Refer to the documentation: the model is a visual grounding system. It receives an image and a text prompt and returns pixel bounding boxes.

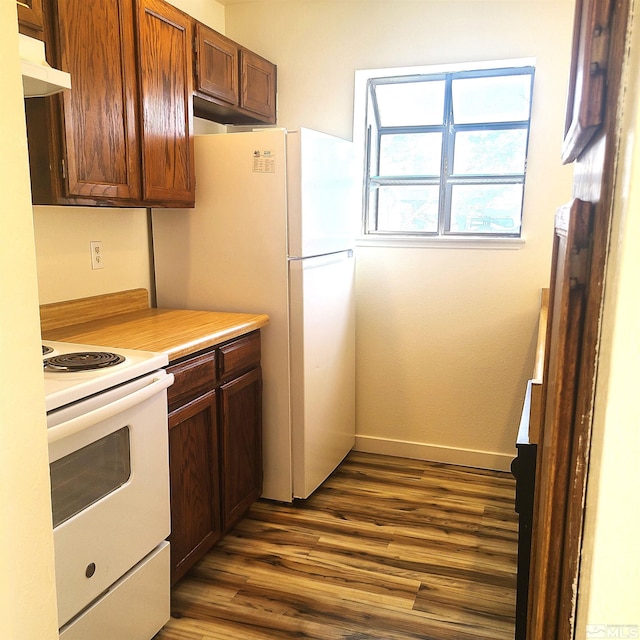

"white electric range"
[43,340,173,640]
[43,340,169,412]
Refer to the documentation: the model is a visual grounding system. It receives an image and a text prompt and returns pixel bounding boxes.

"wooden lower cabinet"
[166,332,262,584]
[220,367,263,530]
[168,389,221,585]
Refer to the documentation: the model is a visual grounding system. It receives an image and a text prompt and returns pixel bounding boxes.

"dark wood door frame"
[527,0,632,637]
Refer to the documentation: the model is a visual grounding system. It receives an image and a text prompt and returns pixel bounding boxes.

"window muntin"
[364,66,534,238]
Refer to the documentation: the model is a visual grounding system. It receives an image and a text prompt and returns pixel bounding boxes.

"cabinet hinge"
[61,158,66,180]
[590,26,610,74]
[569,245,590,288]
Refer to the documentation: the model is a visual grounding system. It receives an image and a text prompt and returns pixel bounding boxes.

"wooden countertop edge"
[41,307,270,363]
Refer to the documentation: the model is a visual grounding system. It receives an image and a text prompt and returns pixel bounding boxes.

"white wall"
[32,0,226,305]
[226,0,575,469]
[0,7,58,639]
[34,207,154,304]
[575,0,640,630]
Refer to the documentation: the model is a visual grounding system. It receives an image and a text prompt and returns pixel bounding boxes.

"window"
[362,64,535,238]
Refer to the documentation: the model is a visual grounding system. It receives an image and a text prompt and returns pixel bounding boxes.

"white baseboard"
[353,434,515,472]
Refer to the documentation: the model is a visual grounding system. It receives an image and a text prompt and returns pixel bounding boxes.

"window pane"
[376,185,439,232]
[452,74,532,124]
[379,133,442,176]
[449,184,523,234]
[374,80,445,126]
[454,129,528,175]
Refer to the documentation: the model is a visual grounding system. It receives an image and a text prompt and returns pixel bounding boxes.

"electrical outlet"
[90,241,104,270]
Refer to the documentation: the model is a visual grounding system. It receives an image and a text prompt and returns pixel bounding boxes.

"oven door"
[47,371,173,628]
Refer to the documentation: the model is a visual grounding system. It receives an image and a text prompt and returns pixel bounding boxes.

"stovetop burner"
[44,351,126,372]
[42,344,54,356]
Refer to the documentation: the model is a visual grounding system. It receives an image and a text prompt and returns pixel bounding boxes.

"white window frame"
[353,59,536,249]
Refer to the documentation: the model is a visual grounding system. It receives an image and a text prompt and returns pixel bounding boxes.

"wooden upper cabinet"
[25,0,194,207]
[136,0,195,206]
[26,0,141,204]
[57,0,141,202]
[17,0,44,38]
[240,49,276,123]
[195,23,239,106]
[194,23,277,125]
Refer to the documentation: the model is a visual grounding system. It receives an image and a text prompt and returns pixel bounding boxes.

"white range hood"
[20,33,71,97]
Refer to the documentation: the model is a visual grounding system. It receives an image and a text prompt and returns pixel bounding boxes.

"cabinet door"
[54,0,141,202]
[220,367,263,531]
[168,389,221,585]
[17,0,44,37]
[239,49,276,123]
[195,23,239,106]
[136,0,195,205]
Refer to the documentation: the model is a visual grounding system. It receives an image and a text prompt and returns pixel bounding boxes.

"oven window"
[50,427,131,528]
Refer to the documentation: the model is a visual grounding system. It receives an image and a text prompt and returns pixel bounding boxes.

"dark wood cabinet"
[195,24,239,106]
[239,49,277,123]
[17,0,44,38]
[219,331,263,528]
[166,331,263,584]
[194,23,276,125]
[168,388,221,585]
[24,1,273,204]
[25,0,194,207]
[136,0,195,205]
[26,0,141,205]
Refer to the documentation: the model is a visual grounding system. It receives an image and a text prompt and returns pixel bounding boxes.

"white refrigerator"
[152,128,358,502]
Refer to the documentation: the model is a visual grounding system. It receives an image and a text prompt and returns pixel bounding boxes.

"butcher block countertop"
[40,288,269,363]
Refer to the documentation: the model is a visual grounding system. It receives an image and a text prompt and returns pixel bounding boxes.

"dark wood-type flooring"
[154,451,518,640]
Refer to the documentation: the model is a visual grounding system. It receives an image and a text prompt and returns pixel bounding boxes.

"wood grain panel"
[528,199,593,640]
[136,0,194,204]
[169,390,221,584]
[56,0,141,200]
[17,0,44,36]
[196,23,239,105]
[239,49,276,123]
[154,452,517,640]
[40,288,150,332]
[218,331,261,382]
[40,289,269,362]
[220,367,262,530]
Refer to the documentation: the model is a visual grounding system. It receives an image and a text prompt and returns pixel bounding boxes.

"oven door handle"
[47,373,174,444]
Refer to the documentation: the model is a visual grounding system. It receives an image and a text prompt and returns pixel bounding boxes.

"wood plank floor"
[154,451,518,640]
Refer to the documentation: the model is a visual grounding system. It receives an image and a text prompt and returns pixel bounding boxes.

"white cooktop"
[43,341,168,412]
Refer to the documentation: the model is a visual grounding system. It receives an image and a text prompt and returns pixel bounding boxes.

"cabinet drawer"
[218,332,261,381]
[167,349,217,408]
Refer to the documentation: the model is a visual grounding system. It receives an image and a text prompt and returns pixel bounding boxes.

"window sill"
[355,235,526,250]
